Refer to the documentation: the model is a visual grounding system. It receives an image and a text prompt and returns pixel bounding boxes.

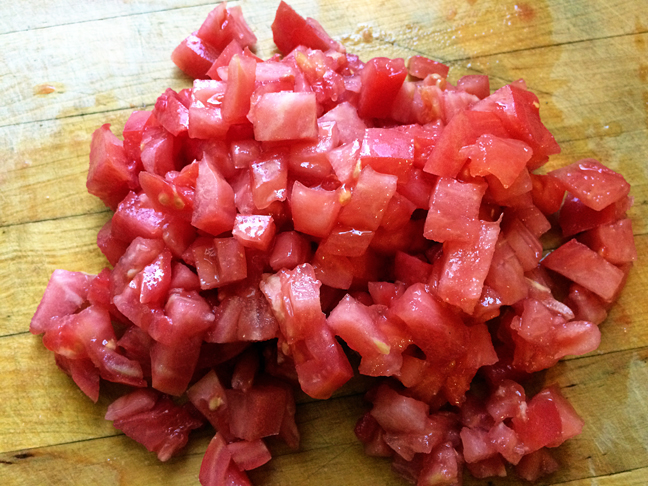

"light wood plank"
[2,347,646,485]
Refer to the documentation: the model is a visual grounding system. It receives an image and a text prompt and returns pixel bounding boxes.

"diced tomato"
[227,384,287,441]
[457,75,490,99]
[199,433,232,486]
[198,3,257,52]
[407,55,449,80]
[580,218,637,264]
[123,110,152,165]
[338,166,398,231]
[249,149,288,209]
[437,221,500,314]
[192,157,236,236]
[515,448,559,482]
[151,335,203,396]
[390,283,467,361]
[462,134,532,187]
[271,1,345,55]
[249,92,318,141]
[472,83,560,167]
[290,182,341,238]
[30,270,94,335]
[358,57,407,119]
[424,177,486,243]
[550,158,630,211]
[172,32,220,79]
[541,239,625,301]
[359,128,414,181]
[87,124,138,210]
[228,439,272,471]
[222,54,257,123]
[110,391,204,461]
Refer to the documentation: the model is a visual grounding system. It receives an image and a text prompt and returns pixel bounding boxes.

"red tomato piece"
[206,39,243,80]
[249,149,288,209]
[463,134,532,187]
[407,55,449,80]
[172,32,220,79]
[30,270,94,335]
[318,225,374,258]
[472,83,561,168]
[541,239,625,301]
[338,166,398,231]
[232,214,276,251]
[198,3,257,52]
[249,92,318,141]
[580,218,637,264]
[150,335,202,396]
[327,294,390,357]
[153,88,189,137]
[359,128,415,181]
[437,221,500,314]
[390,283,467,361]
[192,157,236,236]
[485,237,529,306]
[550,158,630,211]
[87,124,138,210]
[515,448,559,482]
[123,110,153,165]
[358,57,408,119]
[110,391,204,461]
[424,177,486,243]
[290,182,341,238]
[222,54,257,123]
[227,384,288,441]
[271,1,345,55]
[530,172,565,215]
[199,433,232,486]
[457,75,490,100]
[228,439,272,471]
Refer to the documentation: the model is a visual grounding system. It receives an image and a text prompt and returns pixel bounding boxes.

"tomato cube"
[171,32,219,79]
[290,182,341,238]
[550,158,630,211]
[192,158,236,236]
[87,124,138,210]
[249,92,318,141]
[541,239,625,301]
[338,166,398,231]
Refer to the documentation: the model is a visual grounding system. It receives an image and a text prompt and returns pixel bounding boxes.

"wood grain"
[1,1,647,485]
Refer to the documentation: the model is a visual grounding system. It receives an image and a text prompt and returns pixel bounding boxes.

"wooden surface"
[1,1,647,485]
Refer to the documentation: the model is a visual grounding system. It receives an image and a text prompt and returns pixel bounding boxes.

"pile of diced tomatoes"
[30,1,637,485]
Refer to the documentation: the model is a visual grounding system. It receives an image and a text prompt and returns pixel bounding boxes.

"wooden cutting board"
[1,1,647,484]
